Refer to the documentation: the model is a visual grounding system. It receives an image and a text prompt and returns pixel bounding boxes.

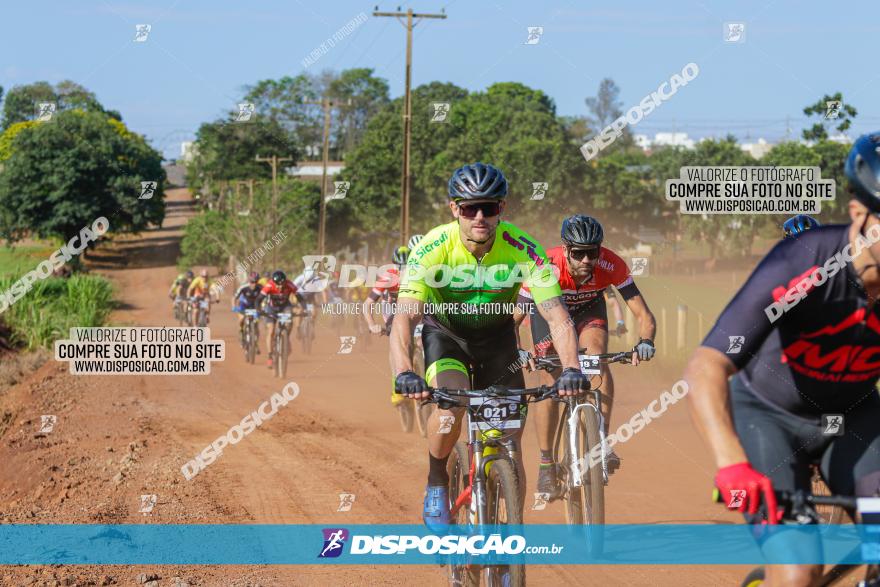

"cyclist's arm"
[535,296,579,370]
[389,297,424,376]
[362,291,381,330]
[605,289,624,325]
[622,293,656,342]
[684,347,747,467]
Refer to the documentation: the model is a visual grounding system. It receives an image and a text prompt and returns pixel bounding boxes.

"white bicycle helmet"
[408,234,424,250]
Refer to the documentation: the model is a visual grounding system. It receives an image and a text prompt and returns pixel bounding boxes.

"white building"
[741,138,774,159]
[180,141,197,163]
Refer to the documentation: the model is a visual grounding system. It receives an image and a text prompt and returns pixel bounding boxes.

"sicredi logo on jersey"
[764,224,880,323]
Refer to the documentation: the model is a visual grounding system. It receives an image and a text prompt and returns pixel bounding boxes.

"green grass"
[0,245,55,276]
[0,274,114,350]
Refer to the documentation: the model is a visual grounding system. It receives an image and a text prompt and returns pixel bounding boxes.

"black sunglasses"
[568,246,600,261]
[456,201,501,219]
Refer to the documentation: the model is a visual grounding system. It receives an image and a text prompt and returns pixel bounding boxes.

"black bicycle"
[241,308,259,364]
[405,384,555,587]
[713,489,880,586]
[531,350,635,554]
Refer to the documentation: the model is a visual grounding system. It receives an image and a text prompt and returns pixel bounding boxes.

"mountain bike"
[713,488,880,586]
[269,310,293,379]
[413,383,554,587]
[531,350,636,555]
[194,297,211,327]
[241,309,259,364]
[172,296,185,324]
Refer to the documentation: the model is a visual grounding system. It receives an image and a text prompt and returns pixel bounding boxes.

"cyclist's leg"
[420,323,471,526]
[576,301,611,434]
[529,309,559,462]
[821,398,880,497]
[730,375,822,587]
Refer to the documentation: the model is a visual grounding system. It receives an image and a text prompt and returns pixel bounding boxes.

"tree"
[584,78,632,151]
[185,117,299,192]
[327,68,390,156]
[802,92,857,141]
[0,110,165,245]
[1,81,120,129]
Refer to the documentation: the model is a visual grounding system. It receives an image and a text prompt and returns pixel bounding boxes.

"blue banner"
[0,524,878,565]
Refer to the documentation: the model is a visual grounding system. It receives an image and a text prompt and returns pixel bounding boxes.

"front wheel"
[301,316,314,354]
[484,458,525,587]
[560,401,605,555]
[446,442,479,587]
[277,328,289,378]
[246,320,257,364]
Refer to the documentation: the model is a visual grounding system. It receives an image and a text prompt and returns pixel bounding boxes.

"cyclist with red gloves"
[686,132,880,587]
[516,214,656,497]
[256,270,305,369]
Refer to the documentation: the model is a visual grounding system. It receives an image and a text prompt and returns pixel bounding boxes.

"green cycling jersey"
[398,220,560,335]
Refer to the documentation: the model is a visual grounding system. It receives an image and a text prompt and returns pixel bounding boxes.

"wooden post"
[677,304,687,351]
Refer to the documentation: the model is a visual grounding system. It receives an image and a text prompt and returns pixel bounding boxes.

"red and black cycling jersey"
[703,224,880,418]
[519,245,640,310]
[367,266,400,303]
[260,279,298,308]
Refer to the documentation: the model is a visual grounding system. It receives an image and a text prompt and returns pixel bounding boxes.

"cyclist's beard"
[461,219,496,245]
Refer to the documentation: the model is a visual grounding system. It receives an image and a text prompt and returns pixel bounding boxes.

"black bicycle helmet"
[845,132,880,213]
[392,245,410,265]
[271,270,286,285]
[561,215,604,246]
[448,162,508,200]
[185,270,194,279]
[782,215,820,238]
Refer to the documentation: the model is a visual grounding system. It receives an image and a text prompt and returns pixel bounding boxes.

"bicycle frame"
[450,421,520,525]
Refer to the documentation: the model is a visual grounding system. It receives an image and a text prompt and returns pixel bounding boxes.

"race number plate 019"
[579,355,601,375]
[278,313,292,324]
[245,309,258,317]
[468,396,523,431]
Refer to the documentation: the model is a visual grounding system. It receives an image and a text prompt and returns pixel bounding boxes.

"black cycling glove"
[554,367,589,394]
[395,370,429,394]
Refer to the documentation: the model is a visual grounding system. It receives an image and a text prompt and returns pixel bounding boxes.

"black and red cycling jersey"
[703,224,880,418]
[519,245,640,309]
[260,279,299,308]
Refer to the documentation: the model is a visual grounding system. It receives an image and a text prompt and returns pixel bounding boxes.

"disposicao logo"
[318,528,349,558]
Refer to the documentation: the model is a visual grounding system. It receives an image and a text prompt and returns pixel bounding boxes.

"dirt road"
[0,188,749,586]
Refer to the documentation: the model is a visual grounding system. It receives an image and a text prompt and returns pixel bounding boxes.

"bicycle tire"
[446,442,479,587]
[303,317,314,354]
[484,459,525,587]
[560,402,605,555]
[246,321,256,364]
[740,566,764,587]
[279,329,289,378]
[197,308,207,328]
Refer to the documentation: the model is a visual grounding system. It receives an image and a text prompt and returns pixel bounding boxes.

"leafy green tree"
[0,110,165,245]
[584,78,632,151]
[1,81,120,129]
[185,117,299,192]
[802,92,857,141]
[328,68,390,156]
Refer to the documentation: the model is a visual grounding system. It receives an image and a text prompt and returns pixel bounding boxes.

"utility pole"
[373,6,446,244]
[304,97,351,254]
[256,154,293,267]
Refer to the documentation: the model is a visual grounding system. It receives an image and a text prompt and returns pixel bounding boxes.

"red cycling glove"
[715,462,779,524]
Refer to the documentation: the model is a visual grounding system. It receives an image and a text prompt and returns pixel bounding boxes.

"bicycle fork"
[565,395,608,487]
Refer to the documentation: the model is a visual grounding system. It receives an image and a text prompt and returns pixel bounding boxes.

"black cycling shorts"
[530,298,607,358]
[731,374,880,510]
[421,319,525,390]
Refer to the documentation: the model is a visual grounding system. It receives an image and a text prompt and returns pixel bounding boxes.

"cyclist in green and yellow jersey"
[391,162,587,527]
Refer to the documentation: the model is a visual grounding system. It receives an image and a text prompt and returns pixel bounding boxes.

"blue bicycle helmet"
[782,215,820,238]
[845,132,880,213]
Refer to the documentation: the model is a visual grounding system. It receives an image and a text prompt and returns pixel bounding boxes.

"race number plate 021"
[468,396,523,431]
[278,313,292,324]
[245,309,258,317]
[579,355,601,375]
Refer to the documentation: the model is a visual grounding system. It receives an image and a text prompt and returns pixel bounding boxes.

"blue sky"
[3,0,879,159]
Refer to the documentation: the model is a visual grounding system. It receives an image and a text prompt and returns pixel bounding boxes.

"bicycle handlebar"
[712,487,858,510]
[395,384,555,408]
[532,350,635,371]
